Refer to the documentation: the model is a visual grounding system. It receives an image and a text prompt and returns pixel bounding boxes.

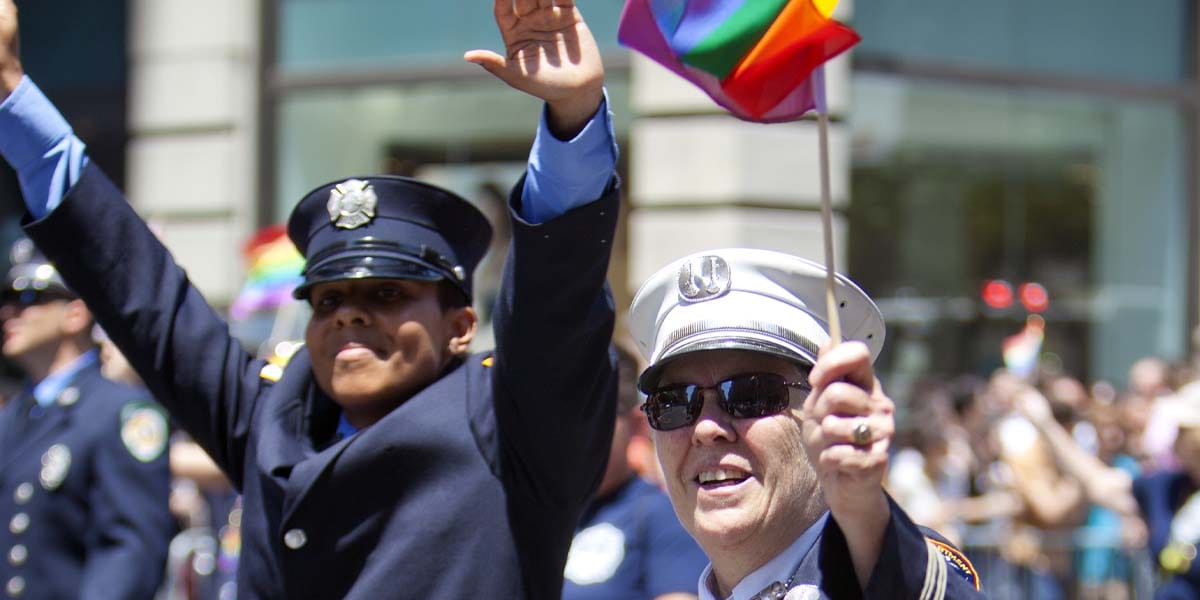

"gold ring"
[851,420,872,447]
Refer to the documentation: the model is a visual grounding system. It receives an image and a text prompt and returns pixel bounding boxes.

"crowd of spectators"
[888,354,1199,598]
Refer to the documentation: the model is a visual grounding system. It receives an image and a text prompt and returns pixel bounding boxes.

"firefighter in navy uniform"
[0,1,619,598]
[0,240,172,599]
[628,249,985,599]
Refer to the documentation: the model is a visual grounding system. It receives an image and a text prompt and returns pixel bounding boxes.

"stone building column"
[126,0,261,305]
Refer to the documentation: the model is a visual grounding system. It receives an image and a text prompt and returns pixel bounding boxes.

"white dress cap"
[628,248,886,391]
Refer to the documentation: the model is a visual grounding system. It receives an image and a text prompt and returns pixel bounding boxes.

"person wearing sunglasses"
[628,248,984,600]
[0,238,172,599]
[0,1,620,598]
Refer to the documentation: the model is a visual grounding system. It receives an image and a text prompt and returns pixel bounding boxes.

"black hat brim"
[292,254,447,300]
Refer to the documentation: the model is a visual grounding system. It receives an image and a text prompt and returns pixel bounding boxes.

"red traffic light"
[982,279,1014,309]
[1019,282,1049,313]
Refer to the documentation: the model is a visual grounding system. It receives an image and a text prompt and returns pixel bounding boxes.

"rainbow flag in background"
[619,0,860,122]
[1002,316,1046,379]
[230,224,305,320]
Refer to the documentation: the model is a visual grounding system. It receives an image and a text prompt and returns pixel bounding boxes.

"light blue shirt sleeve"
[0,76,89,219]
[519,91,618,224]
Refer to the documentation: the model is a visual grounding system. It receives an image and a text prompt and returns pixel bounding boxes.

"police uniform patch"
[40,444,71,490]
[563,523,625,585]
[120,403,168,463]
[927,538,981,591]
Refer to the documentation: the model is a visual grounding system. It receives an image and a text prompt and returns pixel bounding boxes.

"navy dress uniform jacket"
[1134,471,1200,598]
[781,497,984,599]
[0,362,172,600]
[26,164,621,599]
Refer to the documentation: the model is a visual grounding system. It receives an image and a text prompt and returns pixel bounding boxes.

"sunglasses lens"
[720,374,794,418]
[644,387,699,431]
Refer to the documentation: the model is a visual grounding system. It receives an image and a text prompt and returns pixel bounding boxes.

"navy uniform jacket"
[1134,471,1200,598]
[770,498,984,599]
[0,362,172,599]
[26,164,620,599]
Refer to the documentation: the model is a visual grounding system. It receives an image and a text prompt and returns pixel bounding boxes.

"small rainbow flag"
[230,224,305,320]
[1003,315,1046,379]
[619,0,860,122]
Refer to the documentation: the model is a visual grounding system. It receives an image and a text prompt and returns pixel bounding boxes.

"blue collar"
[699,511,830,600]
[335,412,359,440]
[31,349,98,408]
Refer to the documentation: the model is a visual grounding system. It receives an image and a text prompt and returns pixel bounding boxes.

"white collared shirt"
[698,512,830,600]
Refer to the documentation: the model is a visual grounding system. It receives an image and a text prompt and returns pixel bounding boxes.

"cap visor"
[294,255,444,299]
[638,336,815,393]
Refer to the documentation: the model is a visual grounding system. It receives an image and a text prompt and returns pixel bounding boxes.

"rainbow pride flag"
[619,0,860,122]
[230,225,305,320]
[1003,316,1046,379]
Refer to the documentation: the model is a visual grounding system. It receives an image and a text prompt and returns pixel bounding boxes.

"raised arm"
[0,0,262,485]
[1016,387,1138,516]
[804,343,985,597]
[463,4,621,597]
[803,342,895,588]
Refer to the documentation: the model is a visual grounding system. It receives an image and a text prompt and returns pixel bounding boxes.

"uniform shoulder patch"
[481,356,494,368]
[927,537,981,591]
[120,402,169,463]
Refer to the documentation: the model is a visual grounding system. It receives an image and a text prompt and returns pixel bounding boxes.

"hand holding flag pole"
[619,0,858,344]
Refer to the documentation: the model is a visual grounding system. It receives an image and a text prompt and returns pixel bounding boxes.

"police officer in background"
[0,0,619,598]
[0,240,172,599]
[629,249,984,599]
[562,339,708,600]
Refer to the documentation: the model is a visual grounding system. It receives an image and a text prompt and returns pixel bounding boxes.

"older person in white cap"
[628,249,983,600]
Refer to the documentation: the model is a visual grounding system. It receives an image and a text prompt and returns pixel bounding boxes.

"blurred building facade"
[1,0,1197,390]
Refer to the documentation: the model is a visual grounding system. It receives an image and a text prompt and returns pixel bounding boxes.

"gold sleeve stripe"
[919,538,948,600]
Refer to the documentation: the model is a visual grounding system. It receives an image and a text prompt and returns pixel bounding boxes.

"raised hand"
[465,0,604,139]
[802,341,895,585]
[0,0,20,96]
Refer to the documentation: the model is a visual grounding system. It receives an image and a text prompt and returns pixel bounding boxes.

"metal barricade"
[957,524,1156,599]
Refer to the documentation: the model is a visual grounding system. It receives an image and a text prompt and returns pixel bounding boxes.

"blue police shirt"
[563,477,708,600]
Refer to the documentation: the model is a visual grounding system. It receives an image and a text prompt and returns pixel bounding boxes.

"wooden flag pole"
[817,111,841,346]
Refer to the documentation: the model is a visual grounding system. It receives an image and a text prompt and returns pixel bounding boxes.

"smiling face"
[651,350,824,580]
[305,278,476,428]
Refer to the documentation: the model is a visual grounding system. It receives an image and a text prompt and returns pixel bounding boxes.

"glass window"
[279,0,626,72]
[849,74,1187,384]
[854,0,1191,84]
[276,76,630,214]
[275,75,630,346]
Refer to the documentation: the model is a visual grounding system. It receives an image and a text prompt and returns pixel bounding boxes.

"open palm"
[466,0,604,135]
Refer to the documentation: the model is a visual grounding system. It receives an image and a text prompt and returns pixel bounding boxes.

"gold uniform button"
[12,485,32,505]
[7,515,28,536]
[283,528,307,550]
[5,576,23,597]
[7,546,25,567]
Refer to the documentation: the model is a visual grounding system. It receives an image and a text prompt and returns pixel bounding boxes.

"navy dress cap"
[3,236,75,300]
[288,175,493,301]
[628,248,886,392]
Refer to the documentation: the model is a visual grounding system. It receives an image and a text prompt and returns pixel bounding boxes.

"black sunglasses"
[0,288,74,308]
[641,372,811,431]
